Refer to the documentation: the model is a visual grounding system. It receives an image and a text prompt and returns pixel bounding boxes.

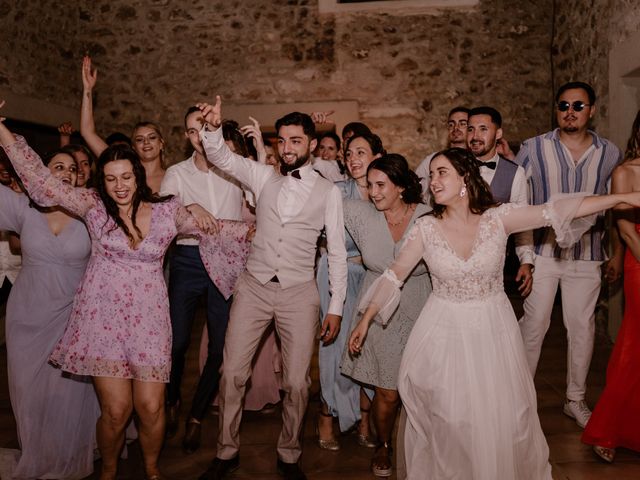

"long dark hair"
[94,144,171,243]
[367,154,422,205]
[625,110,640,162]
[429,147,497,218]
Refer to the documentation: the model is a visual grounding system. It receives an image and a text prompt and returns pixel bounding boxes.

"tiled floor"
[1,298,639,479]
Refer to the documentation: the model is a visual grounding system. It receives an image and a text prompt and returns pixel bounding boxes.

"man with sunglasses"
[516,81,621,429]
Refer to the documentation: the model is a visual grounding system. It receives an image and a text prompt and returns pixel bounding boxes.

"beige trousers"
[216,271,320,463]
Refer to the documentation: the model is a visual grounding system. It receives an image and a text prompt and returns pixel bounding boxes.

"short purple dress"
[5,137,251,383]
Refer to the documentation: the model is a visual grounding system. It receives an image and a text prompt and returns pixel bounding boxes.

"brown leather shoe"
[165,403,179,439]
[182,419,202,454]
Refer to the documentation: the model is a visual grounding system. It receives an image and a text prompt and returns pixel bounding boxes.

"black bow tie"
[290,169,301,179]
[478,161,497,170]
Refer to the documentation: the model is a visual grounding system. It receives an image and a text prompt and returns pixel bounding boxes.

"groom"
[197,97,347,480]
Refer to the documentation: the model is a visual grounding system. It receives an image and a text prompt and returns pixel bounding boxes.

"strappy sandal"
[316,411,340,451]
[357,407,377,448]
[371,441,393,477]
[593,445,615,463]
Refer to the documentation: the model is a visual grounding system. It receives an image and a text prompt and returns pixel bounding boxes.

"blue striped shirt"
[515,129,621,261]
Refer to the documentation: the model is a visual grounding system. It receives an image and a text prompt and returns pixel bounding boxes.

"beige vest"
[246,174,333,288]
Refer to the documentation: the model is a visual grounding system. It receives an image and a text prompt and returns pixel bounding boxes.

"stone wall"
[0,0,81,107]
[2,0,555,166]
[552,0,640,138]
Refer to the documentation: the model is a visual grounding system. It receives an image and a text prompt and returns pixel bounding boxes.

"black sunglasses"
[557,100,591,112]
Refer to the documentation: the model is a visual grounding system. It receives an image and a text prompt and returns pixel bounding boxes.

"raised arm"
[197,97,271,197]
[500,193,640,248]
[612,166,640,262]
[79,56,108,157]
[240,117,267,164]
[175,204,252,299]
[0,109,95,217]
[348,221,425,354]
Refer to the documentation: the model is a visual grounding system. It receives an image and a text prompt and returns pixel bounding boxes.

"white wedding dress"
[358,200,589,479]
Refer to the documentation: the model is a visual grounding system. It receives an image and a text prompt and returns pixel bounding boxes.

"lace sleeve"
[3,136,96,217]
[175,205,252,299]
[499,194,594,248]
[357,221,426,325]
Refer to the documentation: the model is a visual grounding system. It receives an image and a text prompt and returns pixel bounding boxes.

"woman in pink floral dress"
[0,108,250,480]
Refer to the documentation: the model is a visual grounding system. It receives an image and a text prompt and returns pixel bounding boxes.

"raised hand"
[82,56,97,91]
[58,122,74,136]
[240,116,267,162]
[496,138,515,161]
[196,96,222,130]
[310,110,335,125]
[0,99,5,122]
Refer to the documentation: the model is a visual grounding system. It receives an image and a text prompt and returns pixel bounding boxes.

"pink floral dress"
[4,137,250,382]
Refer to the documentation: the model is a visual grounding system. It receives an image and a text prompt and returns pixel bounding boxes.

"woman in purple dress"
[0,106,249,480]
[0,148,99,479]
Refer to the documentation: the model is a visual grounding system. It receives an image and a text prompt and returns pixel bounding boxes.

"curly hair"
[625,110,640,162]
[428,147,498,218]
[367,154,423,205]
[94,144,172,244]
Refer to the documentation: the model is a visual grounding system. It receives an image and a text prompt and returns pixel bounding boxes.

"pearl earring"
[459,185,467,198]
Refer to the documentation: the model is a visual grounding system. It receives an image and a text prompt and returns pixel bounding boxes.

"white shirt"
[311,157,348,183]
[160,153,244,245]
[0,234,21,284]
[200,127,348,316]
[479,153,535,265]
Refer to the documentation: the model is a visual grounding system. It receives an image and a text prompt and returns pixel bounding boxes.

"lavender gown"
[0,184,99,479]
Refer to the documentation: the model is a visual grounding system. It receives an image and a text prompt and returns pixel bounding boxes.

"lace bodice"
[419,208,508,302]
[357,199,593,325]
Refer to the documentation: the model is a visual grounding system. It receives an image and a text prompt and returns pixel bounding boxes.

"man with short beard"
[516,82,621,429]
[196,97,347,480]
[467,106,534,296]
[415,106,469,199]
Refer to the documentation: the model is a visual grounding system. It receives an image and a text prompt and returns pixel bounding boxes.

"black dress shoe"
[165,403,179,439]
[198,456,240,480]
[276,459,307,480]
[182,420,202,453]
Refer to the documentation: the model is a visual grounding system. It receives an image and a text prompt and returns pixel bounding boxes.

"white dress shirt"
[0,233,20,284]
[311,157,348,183]
[160,152,244,245]
[200,127,347,316]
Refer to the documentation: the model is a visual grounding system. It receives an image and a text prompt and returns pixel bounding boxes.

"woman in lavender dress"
[0,148,99,479]
[0,108,250,480]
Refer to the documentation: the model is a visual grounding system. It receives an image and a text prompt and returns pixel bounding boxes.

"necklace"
[385,205,411,227]
[355,179,367,188]
[124,205,134,220]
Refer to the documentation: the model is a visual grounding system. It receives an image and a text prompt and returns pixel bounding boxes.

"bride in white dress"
[348,148,640,480]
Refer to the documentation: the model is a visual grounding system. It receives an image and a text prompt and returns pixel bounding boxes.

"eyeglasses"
[557,101,591,112]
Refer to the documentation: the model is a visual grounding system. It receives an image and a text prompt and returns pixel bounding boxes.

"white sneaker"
[563,400,592,428]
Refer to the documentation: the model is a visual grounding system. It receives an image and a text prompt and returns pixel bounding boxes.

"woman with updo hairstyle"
[340,153,431,477]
